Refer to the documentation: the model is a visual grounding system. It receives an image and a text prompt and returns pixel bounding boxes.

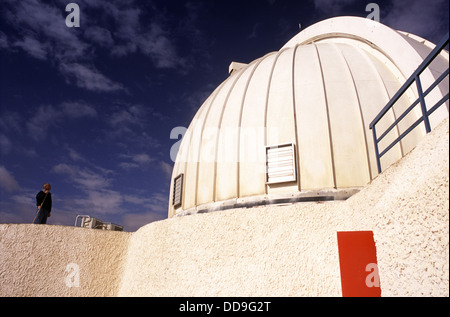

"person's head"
[43,183,51,192]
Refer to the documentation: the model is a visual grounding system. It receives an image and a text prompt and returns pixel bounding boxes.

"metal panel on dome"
[172,173,184,208]
[266,143,297,184]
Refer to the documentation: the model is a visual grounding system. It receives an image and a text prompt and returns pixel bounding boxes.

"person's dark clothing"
[33,207,49,224]
[36,191,52,212]
[34,191,52,224]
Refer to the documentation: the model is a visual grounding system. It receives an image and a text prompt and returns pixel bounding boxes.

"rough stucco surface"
[359,118,449,296]
[119,202,346,296]
[0,118,448,297]
[0,225,130,296]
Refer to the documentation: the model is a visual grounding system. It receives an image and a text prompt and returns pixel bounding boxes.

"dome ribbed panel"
[293,44,334,190]
[169,90,218,215]
[337,43,401,178]
[265,48,298,194]
[214,62,259,202]
[184,81,227,209]
[238,53,279,197]
[196,73,243,206]
[335,43,373,181]
[315,42,371,188]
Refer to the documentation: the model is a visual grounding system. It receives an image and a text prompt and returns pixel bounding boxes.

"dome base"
[175,188,361,217]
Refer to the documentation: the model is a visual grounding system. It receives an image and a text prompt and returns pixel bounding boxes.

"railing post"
[415,75,432,133]
[371,125,382,174]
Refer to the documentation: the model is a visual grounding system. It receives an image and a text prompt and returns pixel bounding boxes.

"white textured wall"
[0,225,130,296]
[365,119,449,296]
[119,204,346,296]
[0,119,448,297]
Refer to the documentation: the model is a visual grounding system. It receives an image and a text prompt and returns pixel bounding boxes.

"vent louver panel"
[173,174,184,208]
[266,143,297,184]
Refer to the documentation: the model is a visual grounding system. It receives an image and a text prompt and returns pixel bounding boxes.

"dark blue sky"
[1,0,448,231]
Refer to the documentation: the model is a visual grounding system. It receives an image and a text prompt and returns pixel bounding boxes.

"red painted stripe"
[337,231,381,297]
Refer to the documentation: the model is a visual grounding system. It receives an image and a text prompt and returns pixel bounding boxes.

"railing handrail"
[369,32,449,129]
[369,32,449,174]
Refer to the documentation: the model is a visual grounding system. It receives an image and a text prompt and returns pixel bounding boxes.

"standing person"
[33,183,52,224]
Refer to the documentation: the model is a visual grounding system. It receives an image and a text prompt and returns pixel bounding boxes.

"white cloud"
[26,104,60,140]
[0,111,38,157]
[383,0,448,42]
[51,161,168,222]
[59,63,125,92]
[0,134,12,155]
[182,83,216,117]
[120,210,165,232]
[311,0,448,43]
[0,166,20,192]
[136,23,186,69]
[91,2,185,69]
[85,189,123,215]
[0,186,41,224]
[313,0,357,14]
[83,26,114,48]
[106,104,161,149]
[123,194,153,206]
[2,0,119,92]
[0,111,24,134]
[248,23,261,39]
[123,193,169,214]
[118,153,154,170]
[0,31,9,49]
[60,101,98,119]
[109,106,143,128]
[118,162,139,170]
[12,36,48,60]
[52,163,112,191]
[26,101,99,140]
[10,189,36,206]
[2,0,196,94]
[132,154,153,164]
[52,162,123,215]
[159,161,173,179]
[67,147,87,163]
[3,0,88,61]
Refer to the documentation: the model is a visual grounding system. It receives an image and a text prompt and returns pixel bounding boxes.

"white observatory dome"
[169,16,449,217]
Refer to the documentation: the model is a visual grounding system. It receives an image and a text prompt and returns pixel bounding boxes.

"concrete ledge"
[0,224,130,297]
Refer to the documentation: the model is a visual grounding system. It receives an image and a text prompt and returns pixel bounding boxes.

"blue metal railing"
[369,32,449,174]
